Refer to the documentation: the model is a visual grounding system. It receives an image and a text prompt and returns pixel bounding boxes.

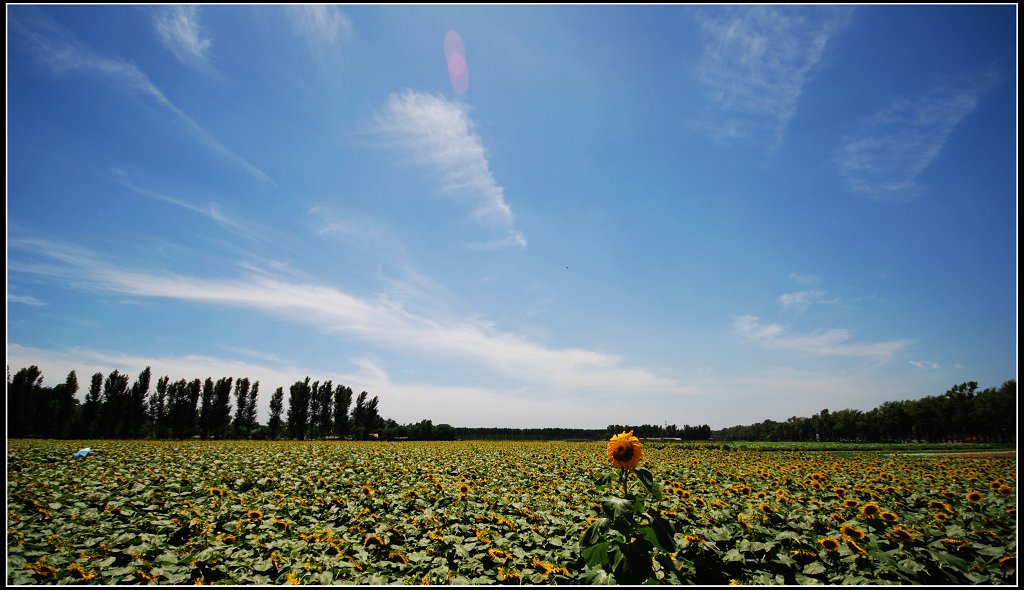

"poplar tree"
[150,376,169,438]
[232,378,251,438]
[268,386,284,439]
[101,371,130,438]
[308,380,322,439]
[82,372,103,438]
[212,377,233,439]
[317,380,333,438]
[287,377,311,439]
[199,378,215,438]
[243,381,260,436]
[333,384,353,437]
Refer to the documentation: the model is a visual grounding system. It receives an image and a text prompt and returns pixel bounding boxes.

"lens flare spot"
[448,54,469,94]
[444,30,469,95]
[444,30,465,61]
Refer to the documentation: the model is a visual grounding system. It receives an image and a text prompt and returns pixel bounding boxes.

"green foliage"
[267,387,285,439]
[580,466,679,584]
[286,377,311,440]
[6,364,1015,447]
[718,380,1016,444]
[4,440,1017,585]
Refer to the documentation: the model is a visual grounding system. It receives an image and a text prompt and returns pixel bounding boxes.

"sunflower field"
[6,439,1017,585]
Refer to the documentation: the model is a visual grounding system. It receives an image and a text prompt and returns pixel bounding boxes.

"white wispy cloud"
[789,273,821,285]
[11,11,273,186]
[5,343,673,428]
[213,344,289,365]
[6,342,316,424]
[113,173,262,241]
[833,69,1000,202]
[308,205,462,314]
[683,366,930,425]
[777,289,826,310]
[374,91,525,247]
[733,314,908,361]
[8,294,46,307]
[11,239,678,395]
[6,342,936,429]
[309,205,410,264]
[694,6,852,148]
[908,360,942,370]
[467,230,529,252]
[289,5,352,53]
[153,6,212,70]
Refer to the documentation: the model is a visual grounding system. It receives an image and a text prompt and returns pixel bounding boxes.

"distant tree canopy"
[442,424,713,442]
[715,380,1016,444]
[5,366,1016,444]
[6,365,447,441]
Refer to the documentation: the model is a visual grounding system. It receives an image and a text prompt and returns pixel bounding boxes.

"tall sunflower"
[607,431,643,470]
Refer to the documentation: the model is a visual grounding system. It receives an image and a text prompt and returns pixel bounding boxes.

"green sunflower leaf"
[602,497,634,522]
[593,471,616,488]
[582,541,611,566]
[802,560,827,575]
[650,514,676,552]
[581,567,616,585]
[633,468,662,500]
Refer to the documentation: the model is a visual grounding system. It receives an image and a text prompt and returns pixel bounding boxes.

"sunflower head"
[845,537,868,556]
[887,526,917,542]
[68,563,97,580]
[841,524,865,540]
[532,557,554,576]
[497,567,521,581]
[607,431,643,470]
[488,548,510,560]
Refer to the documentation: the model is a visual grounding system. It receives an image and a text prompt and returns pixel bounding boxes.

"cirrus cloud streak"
[833,69,1000,201]
[733,314,908,361]
[11,238,680,395]
[11,10,273,186]
[374,91,523,243]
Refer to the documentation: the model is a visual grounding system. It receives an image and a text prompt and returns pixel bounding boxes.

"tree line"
[5,366,452,441]
[443,424,711,441]
[7,365,1014,443]
[715,380,1016,443]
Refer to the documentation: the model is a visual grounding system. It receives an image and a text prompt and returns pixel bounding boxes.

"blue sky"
[6,5,1017,429]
